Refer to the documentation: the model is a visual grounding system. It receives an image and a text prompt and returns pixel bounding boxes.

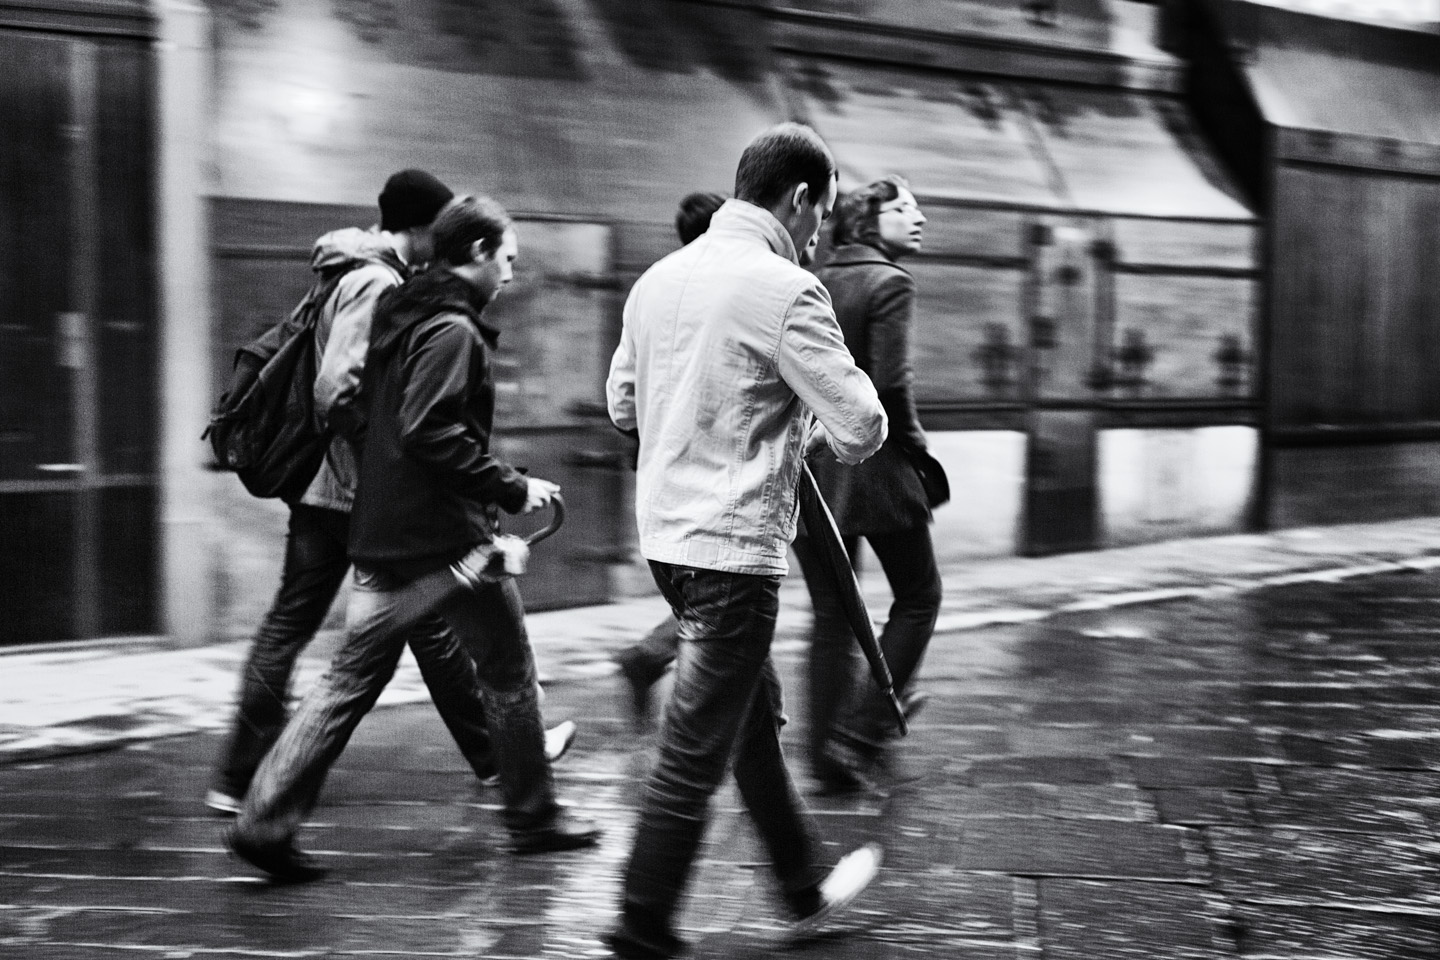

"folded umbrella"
[383,496,566,636]
[797,461,908,737]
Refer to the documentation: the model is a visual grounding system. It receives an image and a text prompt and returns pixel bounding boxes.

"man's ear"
[790,182,810,213]
[469,239,488,263]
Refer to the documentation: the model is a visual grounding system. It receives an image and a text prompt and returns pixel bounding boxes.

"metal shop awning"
[781,55,1254,220]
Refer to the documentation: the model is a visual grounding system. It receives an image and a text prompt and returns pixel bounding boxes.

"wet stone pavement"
[3,570,1440,959]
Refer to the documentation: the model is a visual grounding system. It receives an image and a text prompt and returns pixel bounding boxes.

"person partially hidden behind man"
[228,195,599,881]
[611,189,726,730]
[797,174,943,794]
[604,123,889,958]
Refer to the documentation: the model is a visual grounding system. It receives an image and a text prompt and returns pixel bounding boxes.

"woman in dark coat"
[797,175,943,792]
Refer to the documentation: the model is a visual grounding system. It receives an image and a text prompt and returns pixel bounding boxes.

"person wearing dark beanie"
[209,169,580,853]
[379,169,455,233]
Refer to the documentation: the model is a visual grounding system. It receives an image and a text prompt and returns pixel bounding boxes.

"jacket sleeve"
[606,287,640,436]
[866,272,928,452]
[776,279,888,465]
[314,264,397,432]
[396,317,530,513]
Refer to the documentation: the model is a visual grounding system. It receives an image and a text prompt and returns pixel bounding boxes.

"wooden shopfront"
[0,0,160,643]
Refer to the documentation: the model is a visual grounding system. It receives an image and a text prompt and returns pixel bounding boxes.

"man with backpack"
[207,170,574,817]
[229,195,599,881]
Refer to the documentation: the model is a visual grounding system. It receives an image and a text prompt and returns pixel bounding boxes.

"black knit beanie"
[379,169,455,232]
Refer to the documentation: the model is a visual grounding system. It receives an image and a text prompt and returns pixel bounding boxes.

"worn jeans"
[616,562,826,945]
[236,566,559,847]
[793,524,942,758]
[212,504,494,799]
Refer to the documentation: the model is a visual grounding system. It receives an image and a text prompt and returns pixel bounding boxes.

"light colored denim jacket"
[607,199,888,575]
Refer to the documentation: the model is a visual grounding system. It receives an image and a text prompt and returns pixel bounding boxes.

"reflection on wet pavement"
[4,570,1440,957]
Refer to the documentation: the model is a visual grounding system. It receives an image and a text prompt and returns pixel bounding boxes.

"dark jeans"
[793,524,942,758]
[212,504,494,799]
[616,562,826,947]
[236,567,559,846]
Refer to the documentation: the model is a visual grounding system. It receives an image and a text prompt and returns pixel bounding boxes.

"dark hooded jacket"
[348,269,530,576]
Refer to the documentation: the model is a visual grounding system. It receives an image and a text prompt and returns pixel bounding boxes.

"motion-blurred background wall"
[3,0,1439,645]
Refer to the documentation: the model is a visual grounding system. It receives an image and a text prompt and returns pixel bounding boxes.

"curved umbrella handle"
[523,493,566,546]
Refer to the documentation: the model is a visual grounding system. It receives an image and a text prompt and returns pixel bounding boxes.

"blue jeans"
[235,566,559,847]
[212,504,495,799]
[616,562,826,946]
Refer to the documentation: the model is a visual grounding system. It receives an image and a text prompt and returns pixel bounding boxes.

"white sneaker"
[480,721,579,787]
[790,843,883,940]
[205,789,241,816]
[545,720,577,763]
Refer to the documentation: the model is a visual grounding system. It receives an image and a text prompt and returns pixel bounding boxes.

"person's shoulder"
[773,257,826,297]
[332,261,403,305]
[646,236,706,274]
[418,307,477,336]
[347,260,405,287]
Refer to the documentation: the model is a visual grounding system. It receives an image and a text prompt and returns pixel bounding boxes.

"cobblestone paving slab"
[1273,767,1440,809]
[1036,878,1231,959]
[1247,790,1433,834]
[1276,732,1440,769]
[1232,904,1440,960]
[1207,827,1440,910]
[893,784,1156,823]
[957,821,1200,879]
[1127,758,1263,791]
[1149,789,1257,827]
[1247,703,1440,735]
[963,757,1120,786]
[854,870,1016,942]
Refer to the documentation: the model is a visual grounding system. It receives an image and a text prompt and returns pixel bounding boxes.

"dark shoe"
[812,740,873,795]
[205,789,241,817]
[789,843,883,941]
[226,829,328,883]
[614,652,655,732]
[605,916,689,959]
[508,812,601,855]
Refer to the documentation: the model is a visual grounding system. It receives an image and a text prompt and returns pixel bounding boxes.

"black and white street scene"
[3,2,1440,959]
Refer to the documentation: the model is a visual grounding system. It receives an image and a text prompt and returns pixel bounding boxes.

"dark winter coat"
[808,243,931,536]
[348,269,530,577]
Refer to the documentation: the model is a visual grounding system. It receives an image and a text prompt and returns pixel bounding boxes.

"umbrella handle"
[523,494,565,546]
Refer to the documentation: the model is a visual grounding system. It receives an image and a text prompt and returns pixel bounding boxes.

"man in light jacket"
[604,123,889,959]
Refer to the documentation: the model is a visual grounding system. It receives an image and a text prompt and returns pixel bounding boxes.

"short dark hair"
[733,122,836,210]
[675,191,726,245]
[832,175,910,247]
[432,195,512,266]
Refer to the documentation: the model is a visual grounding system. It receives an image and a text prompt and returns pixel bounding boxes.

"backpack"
[204,266,357,501]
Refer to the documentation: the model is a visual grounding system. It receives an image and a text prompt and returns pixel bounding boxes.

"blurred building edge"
[4,0,1440,647]
[157,0,219,647]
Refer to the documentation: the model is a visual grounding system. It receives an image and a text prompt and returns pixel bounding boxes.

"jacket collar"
[824,242,907,274]
[371,269,500,357]
[708,199,799,264]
